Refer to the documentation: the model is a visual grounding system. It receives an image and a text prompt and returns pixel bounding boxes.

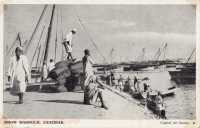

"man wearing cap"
[63,29,77,62]
[82,49,94,88]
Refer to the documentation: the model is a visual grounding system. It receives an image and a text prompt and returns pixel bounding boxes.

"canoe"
[130,91,143,99]
[160,86,176,96]
[141,86,176,99]
[141,91,157,99]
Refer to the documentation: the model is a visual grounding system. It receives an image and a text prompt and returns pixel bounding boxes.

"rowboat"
[141,91,157,99]
[140,86,176,99]
[160,86,176,96]
[31,67,42,78]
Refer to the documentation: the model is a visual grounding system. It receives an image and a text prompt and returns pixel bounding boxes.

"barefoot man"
[63,29,77,62]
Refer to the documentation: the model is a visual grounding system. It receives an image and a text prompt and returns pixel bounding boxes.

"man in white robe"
[47,59,55,73]
[62,29,77,62]
[7,46,30,104]
[41,61,48,82]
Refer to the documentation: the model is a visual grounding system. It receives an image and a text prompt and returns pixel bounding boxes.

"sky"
[3,4,196,66]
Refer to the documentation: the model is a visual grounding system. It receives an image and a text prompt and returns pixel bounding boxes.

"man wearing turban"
[7,46,30,104]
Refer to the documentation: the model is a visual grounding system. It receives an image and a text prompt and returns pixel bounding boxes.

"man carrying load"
[62,29,77,62]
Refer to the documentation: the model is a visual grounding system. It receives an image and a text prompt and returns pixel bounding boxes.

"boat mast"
[155,49,160,61]
[30,26,45,66]
[43,5,56,64]
[54,6,59,63]
[163,44,167,60]
[111,48,113,69]
[136,47,145,63]
[18,33,22,46]
[186,48,195,63]
[24,5,48,54]
[157,44,167,60]
[36,45,41,67]
[141,48,145,62]
[23,40,28,48]
[4,34,19,58]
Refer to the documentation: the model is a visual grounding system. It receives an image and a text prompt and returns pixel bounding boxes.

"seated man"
[83,75,108,109]
[127,77,134,92]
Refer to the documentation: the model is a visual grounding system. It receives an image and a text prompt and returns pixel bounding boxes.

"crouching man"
[82,75,108,109]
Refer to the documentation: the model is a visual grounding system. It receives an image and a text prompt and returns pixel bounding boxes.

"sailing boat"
[168,48,196,84]
[125,48,154,71]
[95,48,122,72]
[153,44,167,69]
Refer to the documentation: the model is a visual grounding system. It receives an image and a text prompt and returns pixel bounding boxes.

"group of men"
[41,59,55,82]
[41,28,77,81]
[110,71,152,93]
[110,72,166,119]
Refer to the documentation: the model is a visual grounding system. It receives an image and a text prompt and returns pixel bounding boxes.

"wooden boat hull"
[130,91,143,99]
[160,87,176,96]
[140,86,176,99]
[123,66,133,71]
[141,91,157,99]
[168,67,196,84]
[31,67,42,78]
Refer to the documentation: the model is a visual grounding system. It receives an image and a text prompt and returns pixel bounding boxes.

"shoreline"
[3,79,156,120]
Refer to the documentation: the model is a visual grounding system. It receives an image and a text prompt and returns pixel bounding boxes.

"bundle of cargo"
[48,60,83,92]
[55,60,72,68]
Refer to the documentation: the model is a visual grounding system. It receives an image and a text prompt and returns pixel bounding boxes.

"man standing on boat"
[41,61,48,82]
[47,59,55,73]
[63,29,77,62]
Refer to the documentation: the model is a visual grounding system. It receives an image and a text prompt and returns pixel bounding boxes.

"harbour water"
[112,70,196,120]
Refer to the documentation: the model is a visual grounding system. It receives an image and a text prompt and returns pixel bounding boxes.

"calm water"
[113,70,196,120]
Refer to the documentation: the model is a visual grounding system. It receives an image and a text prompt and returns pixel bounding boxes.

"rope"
[23,40,28,48]
[39,32,48,67]
[24,5,48,54]
[54,6,58,62]
[157,44,167,61]
[4,34,19,59]
[18,33,22,47]
[186,48,195,63]
[36,45,41,67]
[60,5,65,60]
[72,7,108,64]
[30,26,45,66]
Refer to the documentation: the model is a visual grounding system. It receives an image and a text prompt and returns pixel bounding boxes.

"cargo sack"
[48,66,69,80]
[55,60,72,68]
[56,70,71,85]
[49,85,68,92]
[64,75,80,92]
[69,61,83,75]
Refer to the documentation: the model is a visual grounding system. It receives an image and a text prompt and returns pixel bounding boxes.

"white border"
[0,0,199,128]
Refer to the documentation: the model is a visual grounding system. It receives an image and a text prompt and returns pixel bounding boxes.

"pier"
[3,80,156,119]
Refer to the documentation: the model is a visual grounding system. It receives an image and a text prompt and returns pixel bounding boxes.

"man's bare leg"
[97,90,108,109]
[68,53,76,62]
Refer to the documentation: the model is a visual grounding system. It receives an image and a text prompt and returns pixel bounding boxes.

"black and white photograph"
[2,2,198,127]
